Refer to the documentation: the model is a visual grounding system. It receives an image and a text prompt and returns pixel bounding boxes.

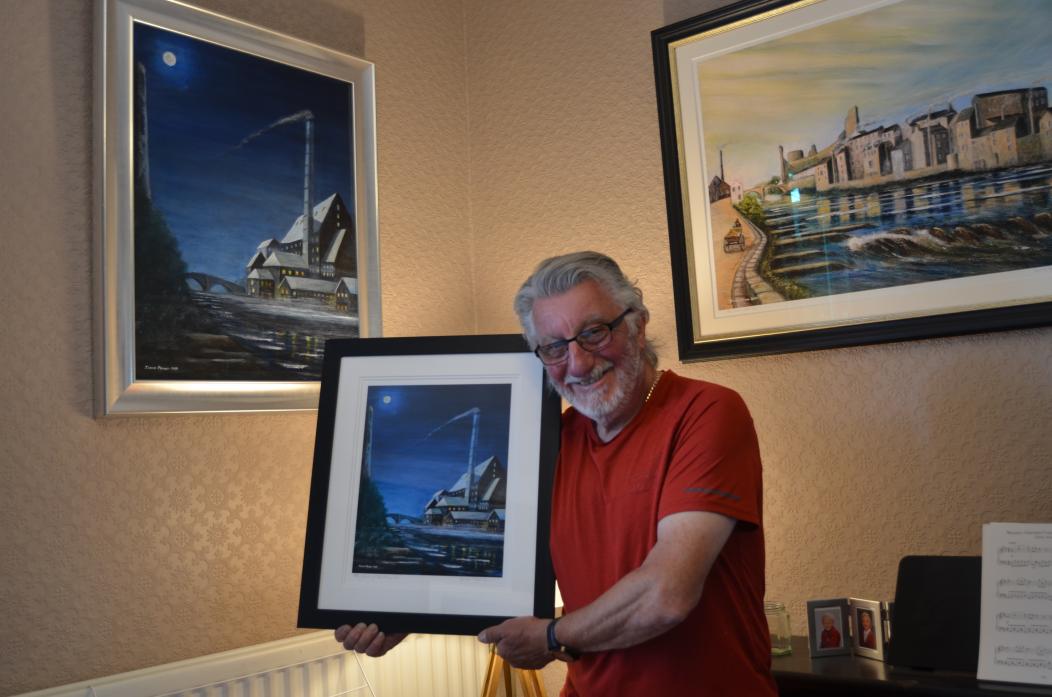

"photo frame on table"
[652,0,1052,363]
[298,335,561,635]
[806,597,852,657]
[849,597,887,661]
[94,0,380,415]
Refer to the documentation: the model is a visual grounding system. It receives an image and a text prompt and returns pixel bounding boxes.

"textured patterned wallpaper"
[2,1,1051,695]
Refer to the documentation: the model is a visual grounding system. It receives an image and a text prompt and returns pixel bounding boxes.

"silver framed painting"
[94,0,380,415]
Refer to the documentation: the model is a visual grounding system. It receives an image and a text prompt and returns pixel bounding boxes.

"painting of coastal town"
[698,0,1052,311]
[352,383,512,578]
[131,22,361,381]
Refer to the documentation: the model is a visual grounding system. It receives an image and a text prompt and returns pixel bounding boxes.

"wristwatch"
[546,618,581,661]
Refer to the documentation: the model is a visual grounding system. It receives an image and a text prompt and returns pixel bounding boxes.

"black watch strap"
[546,618,581,659]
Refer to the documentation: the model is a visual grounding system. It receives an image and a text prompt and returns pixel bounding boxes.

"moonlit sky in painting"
[363,384,512,518]
[134,23,354,282]
[698,0,1052,188]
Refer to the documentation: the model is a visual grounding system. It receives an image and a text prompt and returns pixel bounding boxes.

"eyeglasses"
[533,308,633,365]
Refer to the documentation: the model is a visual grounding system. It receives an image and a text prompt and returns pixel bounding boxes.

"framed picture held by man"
[298,334,560,635]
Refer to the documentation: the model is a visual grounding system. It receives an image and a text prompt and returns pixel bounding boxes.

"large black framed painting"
[298,335,560,635]
[653,0,1052,362]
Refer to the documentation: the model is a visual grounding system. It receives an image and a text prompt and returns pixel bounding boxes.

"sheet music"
[978,522,1052,685]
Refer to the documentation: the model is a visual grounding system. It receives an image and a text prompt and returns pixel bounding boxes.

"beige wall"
[2,1,1051,695]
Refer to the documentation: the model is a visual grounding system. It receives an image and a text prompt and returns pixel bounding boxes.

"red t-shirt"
[550,371,776,697]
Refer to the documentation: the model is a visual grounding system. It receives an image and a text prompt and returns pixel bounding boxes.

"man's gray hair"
[513,251,657,366]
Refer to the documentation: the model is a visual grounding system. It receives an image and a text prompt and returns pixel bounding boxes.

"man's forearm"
[552,510,735,654]
[554,563,702,653]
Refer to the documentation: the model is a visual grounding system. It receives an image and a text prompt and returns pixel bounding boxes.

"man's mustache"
[563,362,612,385]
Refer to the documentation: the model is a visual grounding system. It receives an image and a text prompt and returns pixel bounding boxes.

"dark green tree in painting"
[734,192,766,227]
[354,475,402,559]
[356,475,389,530]
[133,181,208,366]
[134,184,189,300]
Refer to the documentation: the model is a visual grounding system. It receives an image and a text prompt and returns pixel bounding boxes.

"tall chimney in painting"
[467,408,480,509]
[363,404,374,479]
[135,62,152,200]
[303,115,316,274]
[720,149,725,181]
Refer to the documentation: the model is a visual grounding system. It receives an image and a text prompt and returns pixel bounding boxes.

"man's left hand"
[478,616,556,669]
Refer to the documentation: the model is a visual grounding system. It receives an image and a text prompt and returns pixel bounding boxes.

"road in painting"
[353,384,513,578]
[132,22,359,381]
[698,0,1052,310]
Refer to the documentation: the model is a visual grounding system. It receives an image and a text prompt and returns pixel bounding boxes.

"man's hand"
[478,616,557,669]
[335,623,408,657]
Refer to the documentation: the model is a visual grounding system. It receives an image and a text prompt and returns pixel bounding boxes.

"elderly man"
[336,251,775,696]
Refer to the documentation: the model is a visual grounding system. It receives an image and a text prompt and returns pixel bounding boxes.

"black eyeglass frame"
[533,308,634,365]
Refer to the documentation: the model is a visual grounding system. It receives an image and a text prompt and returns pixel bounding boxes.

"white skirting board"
[16,631,492,697]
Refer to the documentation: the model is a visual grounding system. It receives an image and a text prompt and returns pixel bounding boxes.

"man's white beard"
[552,337,644,423]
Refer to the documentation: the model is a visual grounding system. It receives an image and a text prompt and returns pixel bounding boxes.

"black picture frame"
[652,0,1052,363]
[298,334,560,635]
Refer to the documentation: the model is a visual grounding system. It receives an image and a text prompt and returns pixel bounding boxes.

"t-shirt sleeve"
[656,385,762,526]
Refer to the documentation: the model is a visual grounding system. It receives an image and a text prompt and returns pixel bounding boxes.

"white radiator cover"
[16,632,492,697]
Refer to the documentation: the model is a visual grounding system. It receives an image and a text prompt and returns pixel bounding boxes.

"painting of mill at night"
[698,0,1052,311]
[132,22,360,381]
[352,384,513,578]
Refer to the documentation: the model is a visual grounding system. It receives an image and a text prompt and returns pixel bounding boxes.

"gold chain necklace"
[644,370,664,405]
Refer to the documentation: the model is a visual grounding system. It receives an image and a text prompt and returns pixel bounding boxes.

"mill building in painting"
[708,86,1052,204]
[238,107,360,313]
[244,192,359,313]
[775,87,1052,196]
[422,455,507,532]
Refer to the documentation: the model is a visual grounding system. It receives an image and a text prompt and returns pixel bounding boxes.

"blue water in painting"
[762,164,1052,297]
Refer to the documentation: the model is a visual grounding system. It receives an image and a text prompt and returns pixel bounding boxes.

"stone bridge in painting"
[184,272,246,295]
[386,513,422,525]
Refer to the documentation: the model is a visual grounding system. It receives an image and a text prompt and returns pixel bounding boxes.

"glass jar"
[764,600,793,656]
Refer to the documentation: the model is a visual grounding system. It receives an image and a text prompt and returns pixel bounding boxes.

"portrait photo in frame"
[653,0,1052,363]
[94,0,380,415]
[298,335,561,635]
[850,597,887,661]
[806,597,852,657]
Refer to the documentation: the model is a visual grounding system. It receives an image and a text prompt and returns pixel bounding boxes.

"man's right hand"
[335,623,408,657]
